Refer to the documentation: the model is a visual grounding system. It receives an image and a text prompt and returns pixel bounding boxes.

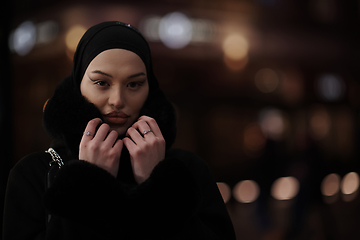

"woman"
[3,21,236,240]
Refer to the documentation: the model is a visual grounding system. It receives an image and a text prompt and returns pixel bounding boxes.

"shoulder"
[6,151,53,195]
[13,146,73,173]
[10,151,51,178]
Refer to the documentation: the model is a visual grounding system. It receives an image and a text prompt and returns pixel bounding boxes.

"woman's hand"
[79,118,123,177]
[123,116,166,184]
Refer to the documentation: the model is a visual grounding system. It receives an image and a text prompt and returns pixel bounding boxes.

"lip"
[103,111,130,125]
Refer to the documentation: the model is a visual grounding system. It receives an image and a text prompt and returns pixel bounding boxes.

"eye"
[95,81,109,87]
[127,82,142,89]
[89,77,110,87]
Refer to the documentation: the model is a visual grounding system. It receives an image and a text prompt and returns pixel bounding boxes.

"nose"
[108,88,125,109]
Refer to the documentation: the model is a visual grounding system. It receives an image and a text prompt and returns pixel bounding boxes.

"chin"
[109,126,127,137]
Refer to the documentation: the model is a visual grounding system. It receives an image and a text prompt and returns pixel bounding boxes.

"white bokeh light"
[158,12,193,49]
[9,21,37,56]
[233,180,260,203]
[271,177,300,200]
[341,172,359,195]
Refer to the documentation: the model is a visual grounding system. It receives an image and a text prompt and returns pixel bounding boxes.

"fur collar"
[43,76,176,158]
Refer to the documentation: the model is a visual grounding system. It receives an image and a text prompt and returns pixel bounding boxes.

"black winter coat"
[3,76,236,239]
[3,145,235,239]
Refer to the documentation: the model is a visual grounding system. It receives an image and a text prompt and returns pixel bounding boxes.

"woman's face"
[80,49,149,136]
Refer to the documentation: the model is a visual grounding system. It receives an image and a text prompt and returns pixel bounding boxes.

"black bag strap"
[46,148,64,168]
[45,148,64,222]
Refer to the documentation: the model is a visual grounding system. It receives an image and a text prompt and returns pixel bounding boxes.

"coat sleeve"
[165,149,236,240]
[43,149,236,240]
[2,153,107,240]
[2,155,48,240]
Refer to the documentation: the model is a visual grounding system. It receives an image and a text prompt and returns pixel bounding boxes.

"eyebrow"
[91,70,113,78]
[91,70,146,79]
[128,72,146,79]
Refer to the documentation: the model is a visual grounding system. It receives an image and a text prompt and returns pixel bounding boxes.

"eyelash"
[127,81,144,89]
[94,80,109,87]
[90,78,144,89]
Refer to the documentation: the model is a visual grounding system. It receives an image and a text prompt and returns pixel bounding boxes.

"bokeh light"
[255,68,280,93]
[37,21,59,44]
[140,15,161,41]
[233,180,260,203]
[321,173,341,197]
[9,21,37,56]
[65,24,87,53]
[158,12,193,49]
[271,177,300,200]
[341,172,359,195]
[316,74,345,101]
[191,19,215,43]
[217,182,231,203]
[141,15,214,45]
[259,108,286,141]
[222,33,249,61]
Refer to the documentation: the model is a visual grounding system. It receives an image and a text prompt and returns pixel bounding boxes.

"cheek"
[136,91,149,112]
[128,87,149,113]
[129,96,147,114]
[80,82,93,101]
[81,84,106,109]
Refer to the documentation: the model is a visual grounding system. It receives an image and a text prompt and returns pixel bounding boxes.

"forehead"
[88,49,146,71]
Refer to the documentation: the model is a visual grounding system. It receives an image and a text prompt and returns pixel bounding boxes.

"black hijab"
[43,21,176,158]
[73,21,159,92]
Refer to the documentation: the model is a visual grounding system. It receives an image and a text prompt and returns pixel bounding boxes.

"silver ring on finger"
[84,131,94,137]
[143,129,152,135]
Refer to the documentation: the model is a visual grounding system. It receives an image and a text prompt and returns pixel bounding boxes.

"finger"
[112,138,124,153]
[123,136,137,151]
[81,118,102,144]
[138,116,162,138]
[126,127,144,145]
[92,123,111,142]
[132,119,152,137]
[103,130,119,147]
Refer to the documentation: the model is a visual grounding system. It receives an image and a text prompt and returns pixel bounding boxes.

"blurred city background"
[1,0,360,239]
